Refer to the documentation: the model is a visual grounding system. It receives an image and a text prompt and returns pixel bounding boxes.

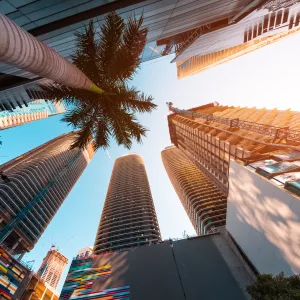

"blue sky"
[1,32,300,292]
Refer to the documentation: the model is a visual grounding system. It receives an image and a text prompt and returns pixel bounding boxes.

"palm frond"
[70,127,93,150]
[41,11,155,152]
[72,21,100,81]
[40,83,99,107]
[112,86,156,113]
[61,106,92,127]
[109,109,148,149]
[97,12,125,83]
[93,116,111,150]
[108,13,147,82]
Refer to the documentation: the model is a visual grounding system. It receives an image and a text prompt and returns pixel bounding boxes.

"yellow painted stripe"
[0,265,7,273]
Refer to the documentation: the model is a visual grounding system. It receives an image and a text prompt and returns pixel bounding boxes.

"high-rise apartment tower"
[38,246,68,291]
[0,133,94,256]
[167,102,300,195]
[94,154,161,254]
[166,102,300,244]
[0,100,67,130]
[162,146,227,235]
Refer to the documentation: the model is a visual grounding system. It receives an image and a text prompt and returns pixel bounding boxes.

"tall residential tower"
[94,154,161,254]
[0,100,66,130]
[166,102,300,276]
[162,146,227,235]
[0,133,94,256]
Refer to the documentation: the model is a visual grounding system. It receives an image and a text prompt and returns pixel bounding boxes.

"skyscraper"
[1,0,260,109]
[166,101,300,275]
[0,99,66,130]
[167,102,300,195]
[176,27,300,79]
[162,146,227,235]
[0,133,94,256]
[93,154,161,254]
[172,1,300,78]
[38,246,68,291]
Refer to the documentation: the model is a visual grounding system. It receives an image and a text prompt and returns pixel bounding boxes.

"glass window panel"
[22,22,37,30]
[11,15,32,27]
[6,10,23,18]
[18,0,71,14]
[7,0,37,8]
[24,0,103,22]
[37,22,84,42]
[1,0,17,14]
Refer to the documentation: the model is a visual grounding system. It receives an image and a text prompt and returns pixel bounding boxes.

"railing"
[0,243,33,271]
[167,103,300,143]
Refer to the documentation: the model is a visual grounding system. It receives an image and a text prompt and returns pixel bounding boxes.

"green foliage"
[42,12,156,151]
[247,273,300,300]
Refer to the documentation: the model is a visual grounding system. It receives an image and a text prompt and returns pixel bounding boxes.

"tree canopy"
[42,12,156,151]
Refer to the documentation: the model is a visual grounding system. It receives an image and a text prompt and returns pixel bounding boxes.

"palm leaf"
[108,14,147,82]
[43,11,156,151]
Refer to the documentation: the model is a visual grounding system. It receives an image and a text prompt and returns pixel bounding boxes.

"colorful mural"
[70,286,130,299]
[59,256,130,300]
[0,247,25,299]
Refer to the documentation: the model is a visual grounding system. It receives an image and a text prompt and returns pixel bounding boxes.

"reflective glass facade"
[0,0,252,84]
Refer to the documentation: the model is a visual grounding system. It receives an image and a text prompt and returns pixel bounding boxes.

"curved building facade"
[162,146,227,235]
[0,133,94,256]
[94,154,161,254]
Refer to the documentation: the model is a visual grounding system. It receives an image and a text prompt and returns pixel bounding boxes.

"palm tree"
[42,12,156,151]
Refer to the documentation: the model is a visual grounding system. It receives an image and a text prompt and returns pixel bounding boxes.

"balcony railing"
[167,103,300,143]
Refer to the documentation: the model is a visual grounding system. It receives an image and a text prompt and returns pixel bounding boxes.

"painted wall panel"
[227,160,300,275]
[60,237,247,300]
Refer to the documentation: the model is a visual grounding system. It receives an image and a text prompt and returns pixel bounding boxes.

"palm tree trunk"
[0,14,103,94]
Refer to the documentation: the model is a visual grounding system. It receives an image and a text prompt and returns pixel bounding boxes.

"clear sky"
[1,32,300,292]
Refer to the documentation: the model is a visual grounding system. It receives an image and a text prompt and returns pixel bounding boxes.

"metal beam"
[170,18,230,63]
[28,0,147,37]
[229,0,267,24]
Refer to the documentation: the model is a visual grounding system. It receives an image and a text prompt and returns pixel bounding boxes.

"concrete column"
[12,238,22,250]
[27,279,40,300]
[50,292,55,300]
[18,251,26,261]
[41,287,47,300]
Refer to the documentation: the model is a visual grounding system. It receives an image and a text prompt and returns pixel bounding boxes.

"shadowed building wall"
[93,154,161,254]
[60,234,250,300]
[227,160,300,276]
